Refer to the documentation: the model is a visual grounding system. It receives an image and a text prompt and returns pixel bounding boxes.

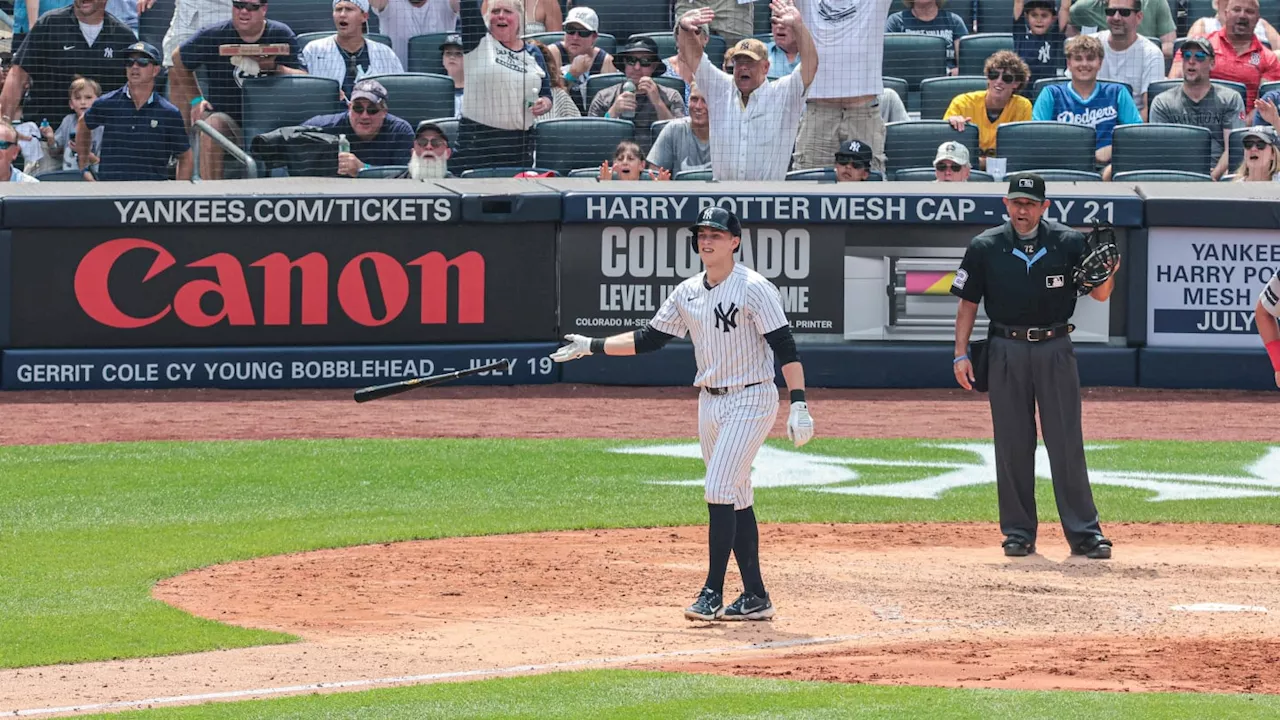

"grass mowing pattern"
[80,670,1280,719]
[2,438,1279,668]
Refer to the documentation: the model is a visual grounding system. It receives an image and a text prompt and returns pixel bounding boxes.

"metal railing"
[190,119,259,181]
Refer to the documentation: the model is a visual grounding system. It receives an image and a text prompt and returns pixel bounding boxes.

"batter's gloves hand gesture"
[787,401,814,448]
[550,334,594,363]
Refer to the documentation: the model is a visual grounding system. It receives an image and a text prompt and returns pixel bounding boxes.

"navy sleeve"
[460,0,487,53]
[528,44,552,99]
[83,95,106,130]
[951,241,986,304]
[392,119,414,163]
[167,112,190,157]
[179,25,217,70]
[273,23,303,69]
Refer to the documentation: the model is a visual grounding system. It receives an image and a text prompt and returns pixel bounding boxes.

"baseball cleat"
[1002,537,1035,557]
[723,592,774,620]
[684,587,724,621]
[1072,535,1113,559]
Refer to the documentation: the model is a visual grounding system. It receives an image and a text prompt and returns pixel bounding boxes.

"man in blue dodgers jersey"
[1031,33,1142,179]
[550,207,815,622]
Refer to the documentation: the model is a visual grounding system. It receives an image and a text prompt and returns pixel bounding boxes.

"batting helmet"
[688,207,742,254]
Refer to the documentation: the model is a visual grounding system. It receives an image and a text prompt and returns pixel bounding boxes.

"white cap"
[934,141,970,167]
[564,6,599,32]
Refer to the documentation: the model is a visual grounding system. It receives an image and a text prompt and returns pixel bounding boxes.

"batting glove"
[787,401,814,448]
[550,334,594,363]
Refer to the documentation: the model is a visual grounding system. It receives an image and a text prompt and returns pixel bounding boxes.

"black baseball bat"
[353,360,509,403]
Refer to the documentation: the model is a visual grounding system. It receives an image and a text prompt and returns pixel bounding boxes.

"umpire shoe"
[723,592,775,621]
[684,587,724,621]
[1002,536,1035,557]
[1072,535,1113,559]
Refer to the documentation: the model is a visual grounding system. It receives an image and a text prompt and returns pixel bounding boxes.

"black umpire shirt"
[13,6,137,123]
[950,219,1086,327]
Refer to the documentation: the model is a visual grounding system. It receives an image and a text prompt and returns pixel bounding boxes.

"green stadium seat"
[1112,169,1215,181]
[1020,168,1104,181]
[674,169,714,180]
[241,75,344,149]
[996,121,1097,172]
[919,75,989,120]
[1111,123,1213,175]
[883,33,948,94]
[955,33,1014,78]
[357,165,407,178]
[363,73,457,127]
[884,120,979,177]
[533,117,635,173]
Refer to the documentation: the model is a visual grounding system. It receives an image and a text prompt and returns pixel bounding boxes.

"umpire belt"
[704,381,763,396]
[990,323,1075,342]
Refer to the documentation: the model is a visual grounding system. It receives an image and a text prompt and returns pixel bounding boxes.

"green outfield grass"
[82,670,1280,719]
[2,437,1279,671]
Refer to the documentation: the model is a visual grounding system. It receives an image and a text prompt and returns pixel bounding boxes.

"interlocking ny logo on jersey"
[714,302,740,332]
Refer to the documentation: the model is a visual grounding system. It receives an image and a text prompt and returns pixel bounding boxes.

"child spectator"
[1015,0,1067,92]
[598,139,671,180]
[37,77,104,174]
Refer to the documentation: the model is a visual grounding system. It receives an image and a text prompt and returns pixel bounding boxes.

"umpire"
[949,172,1119,560]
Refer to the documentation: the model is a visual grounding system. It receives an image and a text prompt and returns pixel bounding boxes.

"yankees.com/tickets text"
[113,198,455,225]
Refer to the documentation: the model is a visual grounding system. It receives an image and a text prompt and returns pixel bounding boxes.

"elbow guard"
[764,325,799,365]
[633,326,676,353]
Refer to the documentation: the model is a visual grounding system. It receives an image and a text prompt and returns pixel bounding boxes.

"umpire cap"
[689,207,742,253]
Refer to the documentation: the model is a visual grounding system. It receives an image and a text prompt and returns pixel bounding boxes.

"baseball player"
[551,207,815,622]
[1255,271,1280,388]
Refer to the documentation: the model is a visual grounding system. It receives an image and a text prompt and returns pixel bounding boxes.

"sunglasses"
[1104,7,1135,16]
[231,1,266,11]
[415,136,447,148]
[622,56,655,67]
[564,28,595,37]
[351,102,384,114]
[986,70,1019,84]
[834,158,866,168]
[935,162,964,172]
[126,57,155,67]
[1243,138,1272,150]
[1181,49,1209,61]
[0,140,13,149]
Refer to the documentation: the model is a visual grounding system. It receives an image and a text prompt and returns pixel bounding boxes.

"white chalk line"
[10,625,950,717]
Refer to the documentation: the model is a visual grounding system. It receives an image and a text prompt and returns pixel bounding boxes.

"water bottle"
[40,118,50,130]
[338,134,350,154]
[619,81,636,121]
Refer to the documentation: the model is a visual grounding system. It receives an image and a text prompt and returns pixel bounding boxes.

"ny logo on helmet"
[714,301,739,332]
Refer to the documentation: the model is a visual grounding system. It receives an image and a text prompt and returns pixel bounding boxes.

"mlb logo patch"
[1046,274,1065,288]
[1018,177,1035,189]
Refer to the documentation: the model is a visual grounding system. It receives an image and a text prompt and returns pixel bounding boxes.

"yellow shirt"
[942,91,1033,156]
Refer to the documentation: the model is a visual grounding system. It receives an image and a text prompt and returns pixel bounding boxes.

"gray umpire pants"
[987,335,1103,548]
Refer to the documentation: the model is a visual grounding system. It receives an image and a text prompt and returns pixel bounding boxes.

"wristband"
[953,354,969,364]
[564,70,578,84]
[790,389,806,404]
[189,95,204,108]
[1267,340,1280,371]
[590,338,606,354]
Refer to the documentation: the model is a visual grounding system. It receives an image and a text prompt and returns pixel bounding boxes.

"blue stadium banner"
[1,343,561,390]
[561,190,1144,227]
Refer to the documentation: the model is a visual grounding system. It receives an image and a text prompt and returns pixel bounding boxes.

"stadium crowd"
[0,0,1277,182]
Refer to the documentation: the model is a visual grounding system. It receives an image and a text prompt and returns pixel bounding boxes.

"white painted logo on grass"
[611,443,1280,502]
[1172,603,1268,613]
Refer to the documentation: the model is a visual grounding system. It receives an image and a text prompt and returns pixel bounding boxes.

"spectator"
[449,0,553,172]
[0,53,10,98]
[589,36,685,152]
[483,0,561,33]
[305,78,414,176]
[791,0,894,173]
[881,86,908,123]
[1150,37,1244,179]
[549,7,617,114]
[1015,0,1068,91]
[0,120,41,182]
[1069,0,1175,58]
[1032,34,1141,178]
[442,34,465,117]
[14,0,142,51]
[1089,0,1165,119]
[169,0,305,180]
[77,41,192,180]
[598,139,671,180]
[372,0,460,68]
[1232,125,1280,180]
[1188,0,1280,52]
[532,40,582,119]
[1172,0,1280,113]
[767,10,801,80]
[302,0,404,99]
[38,76,104,175]
[404,119,452,179]
[884,0,969,74]
[944,50,1032,168]
[933,140,971,181]
[674,0,751,47]
[833,139,871,182]
[680,3,815,181]
[665,20,708,87]
[647,84,710,175]
[0,0,137,123]
[162,0,232,70]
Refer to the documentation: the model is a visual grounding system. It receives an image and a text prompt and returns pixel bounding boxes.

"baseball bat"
[353,360,509,403]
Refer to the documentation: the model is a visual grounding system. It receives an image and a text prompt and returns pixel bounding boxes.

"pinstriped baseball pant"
[699,383,779,509]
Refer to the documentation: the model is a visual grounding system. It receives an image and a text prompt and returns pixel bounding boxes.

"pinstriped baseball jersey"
[1261,275,1280,317]
[648,263,790,388]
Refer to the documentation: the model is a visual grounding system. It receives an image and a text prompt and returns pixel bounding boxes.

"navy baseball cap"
[689,206,742,237]
[834,139,873,167]
[1007,172,1047,202]
[125,41,162,62]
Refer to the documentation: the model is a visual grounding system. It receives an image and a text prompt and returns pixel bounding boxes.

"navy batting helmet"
[688,206,742,254]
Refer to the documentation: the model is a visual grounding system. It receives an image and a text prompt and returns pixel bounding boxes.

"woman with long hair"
[1234,126,1280,181]
[531,40,582,120]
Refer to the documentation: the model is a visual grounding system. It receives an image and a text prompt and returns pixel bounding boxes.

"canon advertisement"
[9,226,557,347]
[559,225,844,333]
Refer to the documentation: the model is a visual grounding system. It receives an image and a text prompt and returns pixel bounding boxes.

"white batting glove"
[550,334,594,363]
[787,401,814,447]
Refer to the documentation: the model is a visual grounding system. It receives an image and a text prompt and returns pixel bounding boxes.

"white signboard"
[1147,228,1280,347]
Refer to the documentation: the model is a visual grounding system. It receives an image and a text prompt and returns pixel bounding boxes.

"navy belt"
[991,323,1074,342]
[705,382,763,396]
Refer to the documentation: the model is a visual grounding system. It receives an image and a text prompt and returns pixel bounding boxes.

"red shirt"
[1208,29,1280,111]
